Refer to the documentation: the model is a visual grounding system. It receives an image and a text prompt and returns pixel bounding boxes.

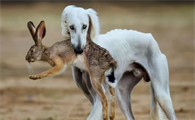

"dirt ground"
[0,2,194,120]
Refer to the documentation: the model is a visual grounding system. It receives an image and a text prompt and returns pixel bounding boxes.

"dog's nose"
[74,46,83,54]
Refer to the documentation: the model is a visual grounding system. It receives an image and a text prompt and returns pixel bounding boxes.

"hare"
[25,20,117,120]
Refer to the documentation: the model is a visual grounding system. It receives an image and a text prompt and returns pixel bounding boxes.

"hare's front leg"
[109,86,115,120]
[90,77,108,120]
[29,56,64,80]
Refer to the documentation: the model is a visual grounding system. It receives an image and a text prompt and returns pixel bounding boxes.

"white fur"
[85,8,100,43]
[106,77,117,88]
[97,29,176,120]
[57,64,68,75]
[105,68,117,88]
[61,5,100,50]
[96,29,151,80]
[72,54,87,71]
[61,6,177,120]
[87,29,176,120]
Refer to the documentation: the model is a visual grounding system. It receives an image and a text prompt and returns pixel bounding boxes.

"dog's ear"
[86,8,100,42]
[87,15,92,39]
[61,5,75,39]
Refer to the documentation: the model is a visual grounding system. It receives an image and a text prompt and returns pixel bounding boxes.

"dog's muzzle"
[74,46,83,54]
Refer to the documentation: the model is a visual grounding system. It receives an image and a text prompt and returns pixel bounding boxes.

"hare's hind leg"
[90,77,108,120]
[109,86,115,120]
[29,56,64,80]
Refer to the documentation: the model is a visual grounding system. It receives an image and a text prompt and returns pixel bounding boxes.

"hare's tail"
[105,68,117,88]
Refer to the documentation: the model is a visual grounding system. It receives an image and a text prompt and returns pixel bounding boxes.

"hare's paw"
[29,75,41,80]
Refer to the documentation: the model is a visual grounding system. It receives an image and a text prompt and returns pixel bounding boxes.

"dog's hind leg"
[150,83,168,120]
[150,55,177,120]
[72,66,94,104]
[116,71,142,120]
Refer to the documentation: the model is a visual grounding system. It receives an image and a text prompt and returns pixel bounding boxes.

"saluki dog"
[61,5,177,120]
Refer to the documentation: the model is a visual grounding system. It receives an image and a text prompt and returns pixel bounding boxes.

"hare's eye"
[31,49,34,53]
[83,25,87,29]
[69,25,74,30]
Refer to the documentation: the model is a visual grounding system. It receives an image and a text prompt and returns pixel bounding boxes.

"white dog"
[61,5,99,53]
[61,5,177,120]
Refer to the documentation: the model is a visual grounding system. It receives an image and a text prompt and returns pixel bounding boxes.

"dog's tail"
[105,68,117,88]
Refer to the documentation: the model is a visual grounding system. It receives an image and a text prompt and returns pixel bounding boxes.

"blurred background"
[0,1,194,120]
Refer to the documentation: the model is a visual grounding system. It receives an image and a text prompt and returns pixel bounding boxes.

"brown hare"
[25,20,117,120]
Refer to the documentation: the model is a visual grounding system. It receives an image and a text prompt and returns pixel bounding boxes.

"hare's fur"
[25,21,117,120]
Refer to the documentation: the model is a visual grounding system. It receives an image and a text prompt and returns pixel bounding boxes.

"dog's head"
[61,5,100,54]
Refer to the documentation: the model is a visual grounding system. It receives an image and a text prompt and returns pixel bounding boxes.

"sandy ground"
[0,2,194,120]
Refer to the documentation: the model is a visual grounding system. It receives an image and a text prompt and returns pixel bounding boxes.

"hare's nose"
[25,57,28,61]
[25,56,29,61]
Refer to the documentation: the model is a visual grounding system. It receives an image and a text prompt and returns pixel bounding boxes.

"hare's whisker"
[27,62,34,75]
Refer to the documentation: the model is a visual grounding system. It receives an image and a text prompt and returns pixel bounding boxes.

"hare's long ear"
[27,21,37,43]
[36,21,46,46]
[86,8,100,42]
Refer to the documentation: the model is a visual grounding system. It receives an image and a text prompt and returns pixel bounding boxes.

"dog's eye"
[69,25,74,30]
[83,25,87,29]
